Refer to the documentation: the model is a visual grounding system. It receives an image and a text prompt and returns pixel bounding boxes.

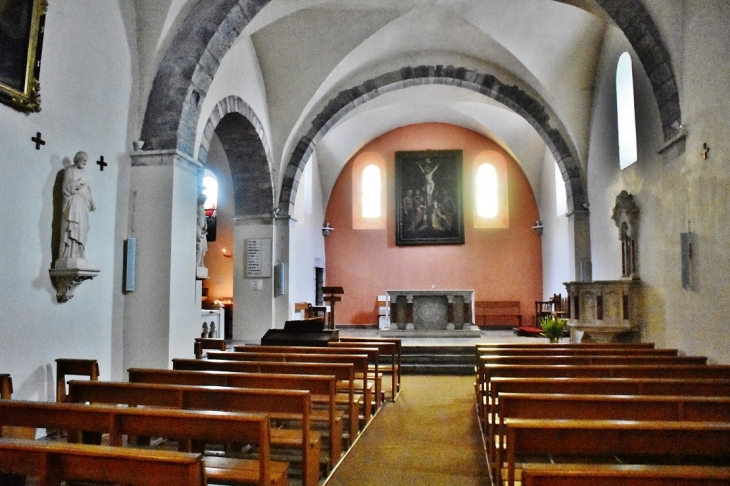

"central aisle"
[324,375,491,486]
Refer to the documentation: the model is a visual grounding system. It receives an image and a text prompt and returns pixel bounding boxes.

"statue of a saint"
[196,192,208,268]
[59,151,95,260]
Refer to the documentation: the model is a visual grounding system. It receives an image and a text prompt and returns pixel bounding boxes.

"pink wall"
[324,123,542,325]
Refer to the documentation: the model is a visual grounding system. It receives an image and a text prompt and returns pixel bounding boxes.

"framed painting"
[0,0,47,112]
[395,149,464,246]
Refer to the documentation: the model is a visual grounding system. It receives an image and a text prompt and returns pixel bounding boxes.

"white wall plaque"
[245,238,272,278]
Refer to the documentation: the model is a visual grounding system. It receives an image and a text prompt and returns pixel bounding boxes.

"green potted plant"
[539,316,566,343]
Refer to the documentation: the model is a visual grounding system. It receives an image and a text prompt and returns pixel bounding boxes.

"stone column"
[124,150,200,372]
[568,208,592,281]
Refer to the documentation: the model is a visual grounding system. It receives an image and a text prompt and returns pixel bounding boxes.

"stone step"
[399,345,475,375]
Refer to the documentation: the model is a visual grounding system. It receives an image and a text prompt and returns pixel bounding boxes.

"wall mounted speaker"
[274,263,286,296]
[123,238,136,292]
[680,232,693,290]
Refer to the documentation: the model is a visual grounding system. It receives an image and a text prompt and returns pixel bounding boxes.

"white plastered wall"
[0,2,136,397]
[585,3,730,363]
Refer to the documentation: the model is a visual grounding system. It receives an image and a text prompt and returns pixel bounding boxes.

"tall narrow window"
[352,152,386,230]
[616,52,637,169]
[472,151,509,229]
[202,169,218,241]
[361,164,381,218]
[476,163,498,218]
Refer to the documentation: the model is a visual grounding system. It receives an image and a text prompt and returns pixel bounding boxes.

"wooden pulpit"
[322,286,344,329]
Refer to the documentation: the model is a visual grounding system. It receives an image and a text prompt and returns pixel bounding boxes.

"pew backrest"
[0,437,206,486]
[501,419,730,486]
[520,464,730,486]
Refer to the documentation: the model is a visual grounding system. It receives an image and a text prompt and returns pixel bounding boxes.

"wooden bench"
[0,437,207,486]
[475,355,709,424]
[329,341,398,402]
[494,393,730,479]
[478,364,730,431]
[228,345,383,411]
[340,337,402,398]
[195,337,227,359]
[0,399,288,486]
[172,358,361,442]
[208,350,375,420]
[128,367,344,468]
[486,377,730,441]
[499,419,730,486]
[67,380,320,486]
[520,464,730,486]
[474,301,522,329]
[55,358,98,402]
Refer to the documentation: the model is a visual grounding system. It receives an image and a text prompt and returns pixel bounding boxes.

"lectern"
[322,286,344,329]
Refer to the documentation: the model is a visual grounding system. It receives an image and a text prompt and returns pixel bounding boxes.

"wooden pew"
[475,355,709,425]
[227,346,381,413]
[207,350,374,420]
[486,377,730,440]
[172,358,361,442]
[128,367,344,467]
[494,393,730,478]
[0,438,207,486]
[340,337,402,398]
[55,358,98,402]
[476,361,723,424]
[499,419,730,486]
[0,400,288,486]
[195,337,227,359]
[520,464,730,486]
[329,340,398,402]
[67,380,320,486]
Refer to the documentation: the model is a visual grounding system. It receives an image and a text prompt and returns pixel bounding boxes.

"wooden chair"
[0,374,12,399]
[55,358,98,402]
[534,300,554,325]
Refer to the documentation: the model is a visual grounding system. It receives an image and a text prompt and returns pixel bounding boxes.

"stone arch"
[279,66,584,216]
[200,96,274,217]
[139,0,681,178]
[595,0,681,140]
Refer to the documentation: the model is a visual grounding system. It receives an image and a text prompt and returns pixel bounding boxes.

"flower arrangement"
[539,316,566,343]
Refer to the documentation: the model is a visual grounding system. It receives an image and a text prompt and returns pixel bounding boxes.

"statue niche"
[611,190,639,279]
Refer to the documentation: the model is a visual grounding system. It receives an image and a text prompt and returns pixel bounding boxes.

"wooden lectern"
[322,286,344,329]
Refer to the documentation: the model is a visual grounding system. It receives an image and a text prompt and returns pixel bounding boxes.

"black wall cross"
[31,132,45,150]
[97,155,108,171]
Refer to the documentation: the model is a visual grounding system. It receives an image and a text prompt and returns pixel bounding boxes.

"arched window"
[473,151,509,229]
[475,163,498,218]
[352,153,386,230]
[616,52,638,169]
[202,169,218,241]
[361,164,381,218]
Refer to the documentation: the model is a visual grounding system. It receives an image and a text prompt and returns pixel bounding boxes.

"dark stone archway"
[200,96,273,217]
[139,0,681,213]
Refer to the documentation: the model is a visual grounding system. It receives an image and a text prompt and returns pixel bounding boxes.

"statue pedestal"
[564,279,640,343]
[49,258,100,303]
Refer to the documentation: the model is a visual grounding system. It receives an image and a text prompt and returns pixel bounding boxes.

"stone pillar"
[124,150,201,372]
[568,208,592,281]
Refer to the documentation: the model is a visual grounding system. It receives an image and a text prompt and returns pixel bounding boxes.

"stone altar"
[380,289,480,337]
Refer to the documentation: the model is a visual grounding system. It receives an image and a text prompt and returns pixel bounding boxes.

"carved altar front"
[380,289,480,337]
[564,280,640,342]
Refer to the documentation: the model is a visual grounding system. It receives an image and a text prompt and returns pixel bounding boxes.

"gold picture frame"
[0,0,47,112]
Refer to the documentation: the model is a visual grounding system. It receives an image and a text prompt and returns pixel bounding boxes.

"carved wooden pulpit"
[322,286,344,329]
